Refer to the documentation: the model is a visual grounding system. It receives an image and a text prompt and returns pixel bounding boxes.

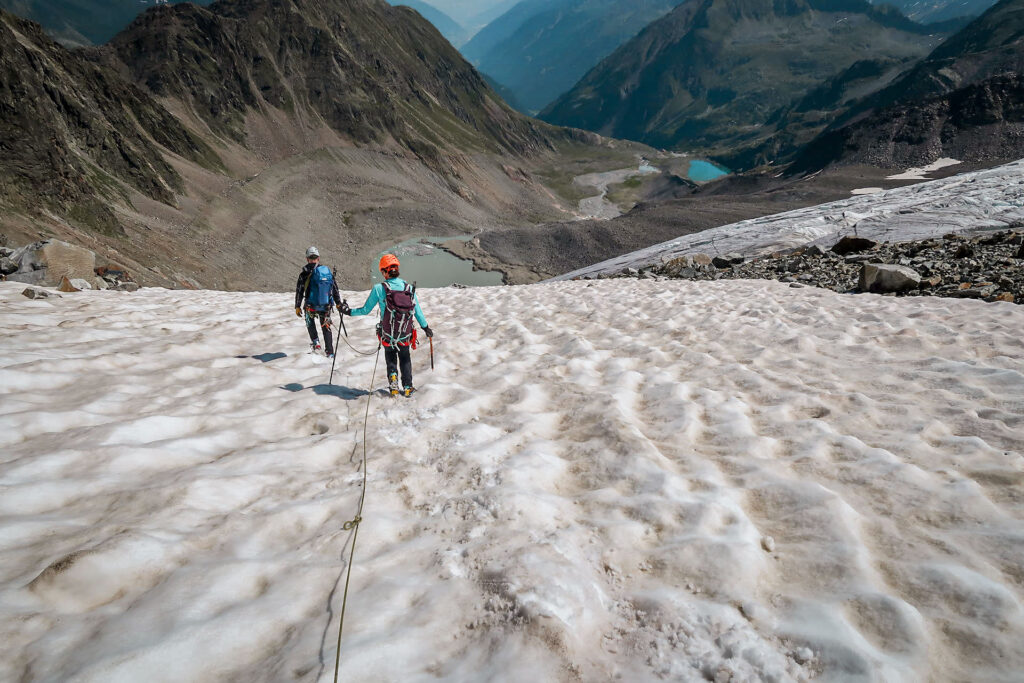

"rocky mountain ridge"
[540,0,953,168]
[0,0,584,291]
[0,0,213,46]
[792,0,1024,170]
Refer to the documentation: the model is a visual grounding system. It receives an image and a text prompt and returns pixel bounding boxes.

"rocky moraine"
[610,229,1024,304]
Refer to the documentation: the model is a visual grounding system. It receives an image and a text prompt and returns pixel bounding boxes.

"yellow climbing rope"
[332,345,380,683]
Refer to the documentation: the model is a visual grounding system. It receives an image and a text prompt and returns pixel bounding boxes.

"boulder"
[94,277,109,290]
[70,278,93,290]
[1,256,17,275]
[803,245,825,257]
[831,236,878,255]
[1016,243,1024,259]
[859,263,921,293]
[116,282,140,292]
[10,240,97,286]
[21,287,57,299]
[58,276,81,292]
[691,253,713,267]
[950,285,997,299]
[712,253,744,269]
[663,255,694,276]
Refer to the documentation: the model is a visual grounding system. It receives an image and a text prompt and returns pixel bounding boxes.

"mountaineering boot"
[403,386,416,398]
[310,341,322,354]
[389,373,400,397]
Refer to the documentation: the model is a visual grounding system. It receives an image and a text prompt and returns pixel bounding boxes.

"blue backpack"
[307,265,334,309]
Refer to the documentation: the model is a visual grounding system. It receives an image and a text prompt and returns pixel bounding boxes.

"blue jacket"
[350,277,428,329]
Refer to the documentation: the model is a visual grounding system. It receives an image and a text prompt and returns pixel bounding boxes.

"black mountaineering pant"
[305,307,335,355]
[385,344,413,388]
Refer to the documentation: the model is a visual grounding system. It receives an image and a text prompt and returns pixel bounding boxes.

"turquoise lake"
[688,160,730,182]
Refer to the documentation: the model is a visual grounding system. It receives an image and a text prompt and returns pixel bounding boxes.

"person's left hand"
[295,307,302,318]
[423,326,434,338]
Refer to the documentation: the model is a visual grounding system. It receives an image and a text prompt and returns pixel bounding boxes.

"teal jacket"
[350,277,429,329]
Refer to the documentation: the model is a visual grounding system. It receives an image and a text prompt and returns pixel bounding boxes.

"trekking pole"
[329,305,343,385]
[429,335,434,371]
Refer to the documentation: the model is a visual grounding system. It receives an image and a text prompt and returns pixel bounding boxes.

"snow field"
[1,279,1023,682]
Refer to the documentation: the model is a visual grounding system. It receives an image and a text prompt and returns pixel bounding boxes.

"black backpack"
[380,282,416,345]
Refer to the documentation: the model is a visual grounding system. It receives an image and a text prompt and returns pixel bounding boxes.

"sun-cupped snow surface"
[554,158,1024,281]
[1,279,1023,682]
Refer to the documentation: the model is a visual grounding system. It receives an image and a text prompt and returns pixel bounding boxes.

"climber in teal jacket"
[342,254,432,396]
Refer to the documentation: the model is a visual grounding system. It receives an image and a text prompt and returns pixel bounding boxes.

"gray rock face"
[859,263,922,293]
[6,270,47,285]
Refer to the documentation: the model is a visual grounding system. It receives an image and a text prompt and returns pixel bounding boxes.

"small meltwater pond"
[373,236,504,288]
[687,160,730,182]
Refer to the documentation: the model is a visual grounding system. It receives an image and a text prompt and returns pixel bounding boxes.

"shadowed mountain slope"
[540,0,951,167]
[387,0,468,46]
[0,9,221,234]
[0,0,213,46]
[867,0,997,23]
[461,0,684,114]
[790,0,1024,170]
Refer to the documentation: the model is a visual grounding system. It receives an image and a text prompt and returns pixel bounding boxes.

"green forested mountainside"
[461,0,684,113]
[540,0,952,167]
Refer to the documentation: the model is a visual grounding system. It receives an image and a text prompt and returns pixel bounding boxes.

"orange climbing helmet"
[379,254,400,272]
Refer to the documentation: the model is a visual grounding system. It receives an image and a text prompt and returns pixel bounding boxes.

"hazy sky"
[418,0,520,26]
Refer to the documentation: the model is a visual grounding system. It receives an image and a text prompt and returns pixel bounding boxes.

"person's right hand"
[340,302,351,315]
[423,326,434,338]
[295,307,302,318]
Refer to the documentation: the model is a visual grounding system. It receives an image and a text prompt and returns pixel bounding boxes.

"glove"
[340,302,351,315]
[423,326,433,338]
[295,307,302,318]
